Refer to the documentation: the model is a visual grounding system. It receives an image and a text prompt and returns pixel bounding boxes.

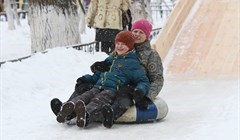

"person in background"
[86,0,130,54]
[0,0,4,12]
[55,31,150,128]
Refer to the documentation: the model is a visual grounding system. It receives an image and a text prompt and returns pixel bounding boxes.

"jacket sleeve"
[146,50,164,100]
[83,55,114,84]
[122,0,130,11]
[135,74,150,96]
[130,65,150,96]
[87,0,98,26]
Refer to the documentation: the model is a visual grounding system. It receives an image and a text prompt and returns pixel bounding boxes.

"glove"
[75,77,87,89]
[76,76,86,84]
[72,83,93,98]
[90,61,109,73]
[130,88,145,104]
[135,96,150,110]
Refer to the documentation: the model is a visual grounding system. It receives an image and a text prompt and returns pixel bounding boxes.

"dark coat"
[134,41,164,100]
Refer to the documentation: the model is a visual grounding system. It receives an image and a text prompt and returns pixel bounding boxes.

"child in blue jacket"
[56,31,150,128]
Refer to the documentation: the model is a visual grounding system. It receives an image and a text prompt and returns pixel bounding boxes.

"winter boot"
[102,105,114,128]
[56,102,75,123]
[75,100,87,128]
[50,98,63,116]
[65,112,76,121]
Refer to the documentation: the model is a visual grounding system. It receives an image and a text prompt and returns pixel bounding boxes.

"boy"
[56,31,150,128]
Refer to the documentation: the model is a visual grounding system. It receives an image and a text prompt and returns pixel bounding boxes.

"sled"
[116,97,168,123]
[51,97,168,124]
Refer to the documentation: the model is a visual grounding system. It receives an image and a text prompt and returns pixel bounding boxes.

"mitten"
[130,88,145,103]
[90,61,109,73]
[76,76,87,84]
[135,96,150,110]
[75,76,87,89]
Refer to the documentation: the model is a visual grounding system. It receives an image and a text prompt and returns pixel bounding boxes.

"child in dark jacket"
[56,31,150,128]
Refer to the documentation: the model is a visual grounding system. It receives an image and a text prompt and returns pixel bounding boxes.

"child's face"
[115,42,130,55]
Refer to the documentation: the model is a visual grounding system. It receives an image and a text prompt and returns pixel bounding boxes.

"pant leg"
[69,88,100,105]
[95,42,100,52]
[86,90,116,122]
[101,42,109,55]
[112,85,134,120]
[68,83,93,101]
[108,42,115,54]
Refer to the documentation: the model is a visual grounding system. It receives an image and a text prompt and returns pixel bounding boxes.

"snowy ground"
[1,9,239,140]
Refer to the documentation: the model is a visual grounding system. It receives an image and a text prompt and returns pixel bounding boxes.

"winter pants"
[95,28,120,55]
[68,83,93,101]
[95,41,115,55]
[70,88,116,122]
[111,85,134,120]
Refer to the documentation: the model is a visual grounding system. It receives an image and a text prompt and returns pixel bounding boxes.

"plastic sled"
[115,97,168,123]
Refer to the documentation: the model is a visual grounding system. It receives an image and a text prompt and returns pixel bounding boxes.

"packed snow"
[0,4,239,140]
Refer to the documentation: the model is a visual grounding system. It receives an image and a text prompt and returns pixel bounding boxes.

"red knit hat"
[115,31,135,51]
[131,18,153,39]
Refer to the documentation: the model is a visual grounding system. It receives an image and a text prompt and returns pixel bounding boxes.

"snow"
[1,11,239,140]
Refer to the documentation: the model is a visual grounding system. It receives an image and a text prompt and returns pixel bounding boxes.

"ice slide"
[154,0,239,80]
[117,0,239,123]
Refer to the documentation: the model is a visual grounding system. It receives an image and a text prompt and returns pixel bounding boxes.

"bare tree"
[4,0,15,30]
[28,0,80,53]
[131,0,153,23]
[13,0,21,26]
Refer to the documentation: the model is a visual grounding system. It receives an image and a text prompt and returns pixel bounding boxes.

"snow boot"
[50,98,63,116]
[102,105,114,128]
[56,102,75,123]
[75,100,87,128]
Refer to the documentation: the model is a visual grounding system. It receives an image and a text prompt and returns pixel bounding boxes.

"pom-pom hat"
[131,18,153,39]
[115,31,135,51]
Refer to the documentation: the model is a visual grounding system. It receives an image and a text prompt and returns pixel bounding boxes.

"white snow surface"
[0,16,239,140]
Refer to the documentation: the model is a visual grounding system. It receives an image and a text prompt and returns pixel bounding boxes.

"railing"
[150,1,176,19]
[149,27,162,41]
[0,28,162,67]
[0,10,28,20]
[71,41,98,54]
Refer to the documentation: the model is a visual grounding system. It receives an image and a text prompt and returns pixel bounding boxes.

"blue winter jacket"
[83,50,150,95]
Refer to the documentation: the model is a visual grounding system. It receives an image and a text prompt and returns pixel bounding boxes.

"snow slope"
[1,1,239,139]
[1,47,238,140]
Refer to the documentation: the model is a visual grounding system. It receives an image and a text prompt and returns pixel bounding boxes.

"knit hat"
[131,18,153,39]
[115,31,135,51]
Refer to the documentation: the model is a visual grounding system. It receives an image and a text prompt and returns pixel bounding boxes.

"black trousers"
[95,28,120,54]
[111,85,134,120]
[69,88,116,122]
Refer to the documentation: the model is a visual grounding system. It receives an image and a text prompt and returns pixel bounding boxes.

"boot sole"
[75,100,86,128]
[103,106,114,128]
[50,98,62,116]
[56,102,74,123]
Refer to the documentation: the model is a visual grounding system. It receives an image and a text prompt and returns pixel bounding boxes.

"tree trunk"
[145,0,153,23]
[131,0,153,23]
[28,0,80,53]
[5,0,15,30]
[13,0,21,26]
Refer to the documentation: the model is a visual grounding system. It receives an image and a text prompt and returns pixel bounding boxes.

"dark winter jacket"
[83,50,150,95]
[134,41,164,100]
